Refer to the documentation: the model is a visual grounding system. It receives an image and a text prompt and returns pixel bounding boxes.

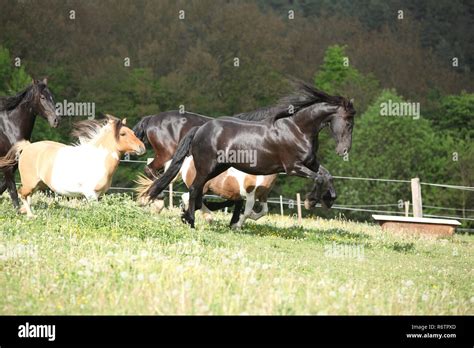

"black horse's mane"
[235,80,354,122]
[233,105,285,121]
[0,84,35,112]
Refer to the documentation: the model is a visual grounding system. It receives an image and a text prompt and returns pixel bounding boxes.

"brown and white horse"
[136,156,277,228]
[180,156,277,228]
[137,157,337,229]
[0,115,145,217]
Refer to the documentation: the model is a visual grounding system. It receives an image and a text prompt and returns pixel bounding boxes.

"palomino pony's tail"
[134,174,156,201]
[147,126,200,200]
[0,140,31,170]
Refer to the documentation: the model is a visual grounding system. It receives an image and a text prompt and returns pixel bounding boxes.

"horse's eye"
[120,132,126,136]
[40,95,46,100]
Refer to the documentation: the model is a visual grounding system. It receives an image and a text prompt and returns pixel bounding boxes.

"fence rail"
[13,159,468,225]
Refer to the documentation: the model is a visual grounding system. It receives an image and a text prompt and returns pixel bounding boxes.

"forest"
[0,0,472,225]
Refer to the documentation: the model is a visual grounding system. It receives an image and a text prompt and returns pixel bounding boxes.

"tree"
[0,46,31,95]
[428,92,474,140]
[314,44,379,114]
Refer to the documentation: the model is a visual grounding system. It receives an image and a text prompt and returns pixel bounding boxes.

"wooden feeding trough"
[372,215,461,237]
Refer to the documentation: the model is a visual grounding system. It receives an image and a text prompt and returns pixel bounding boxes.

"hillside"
[1,193,472,315]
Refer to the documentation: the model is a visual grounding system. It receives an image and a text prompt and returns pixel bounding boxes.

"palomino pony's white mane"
[71,118,119,146]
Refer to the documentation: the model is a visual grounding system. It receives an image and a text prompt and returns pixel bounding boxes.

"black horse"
[0,79,60,208]
[133,106,292,179]
[133,86,330,222]
[145,82,355,228]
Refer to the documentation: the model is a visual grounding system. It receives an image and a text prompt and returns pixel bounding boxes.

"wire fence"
[19,158,466,225]
[110,160,474,223]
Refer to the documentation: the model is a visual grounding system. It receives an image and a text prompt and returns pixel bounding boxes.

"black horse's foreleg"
[4,169,20,209]
[229,199,244,226]
[291,164,320,181]
[305,158,320,174]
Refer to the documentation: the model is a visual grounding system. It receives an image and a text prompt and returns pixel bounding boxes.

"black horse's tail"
[147,126,199,199]
[203,199,236,211]
[132,116,151,144]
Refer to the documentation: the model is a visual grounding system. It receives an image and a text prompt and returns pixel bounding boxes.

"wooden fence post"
[280,195,284,216]
[411,178,423,217]
[169,183,173,208]
[296,193,302,224]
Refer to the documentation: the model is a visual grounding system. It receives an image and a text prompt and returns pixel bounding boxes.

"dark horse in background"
[0,79,60,208]
[143,82,356,228]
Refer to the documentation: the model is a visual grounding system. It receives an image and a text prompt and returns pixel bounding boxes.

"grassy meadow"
[1,193,473,315]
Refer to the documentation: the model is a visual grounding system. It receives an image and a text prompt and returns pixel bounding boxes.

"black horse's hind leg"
[0,177,7,195]
[229,199,244,226]
[182,177,207,228]
[183,164,228,228]
[4,169,20,209]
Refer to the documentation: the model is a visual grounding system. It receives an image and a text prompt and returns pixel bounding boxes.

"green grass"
[1,193,473,315]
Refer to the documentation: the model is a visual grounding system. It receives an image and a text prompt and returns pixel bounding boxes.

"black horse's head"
[280,82,356,157]
[304,166,336,210]
[324,98,355,157]
[32,78,60,128]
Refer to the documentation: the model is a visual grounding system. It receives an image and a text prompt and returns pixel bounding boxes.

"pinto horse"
[0,79,60,208]
[137,156,335,228]
[143,82,355,228]
[0,116,145,217]
[137,155,278,228]
[179,159,336,228]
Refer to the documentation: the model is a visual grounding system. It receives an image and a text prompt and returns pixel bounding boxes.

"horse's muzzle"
[49,115,60,128]
[135,145,146,156]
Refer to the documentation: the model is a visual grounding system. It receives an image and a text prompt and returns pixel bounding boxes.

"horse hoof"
[180,211,195,228]
[26,214,37,219]
[151,200,165,214]
[203,214,213,223]
[230,223,242,230]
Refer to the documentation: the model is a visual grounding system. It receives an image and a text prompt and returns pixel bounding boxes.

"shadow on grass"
[386,241,416,253]
[210,219,373,245]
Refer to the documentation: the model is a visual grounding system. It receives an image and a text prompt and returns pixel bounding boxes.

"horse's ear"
[122,118,127,125]
[42,78,48,85]
[32,79,39,85]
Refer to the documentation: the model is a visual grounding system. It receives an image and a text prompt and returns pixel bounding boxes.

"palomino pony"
[0,78,60,208]
[143,82,355,227]
[0,116,145,217]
